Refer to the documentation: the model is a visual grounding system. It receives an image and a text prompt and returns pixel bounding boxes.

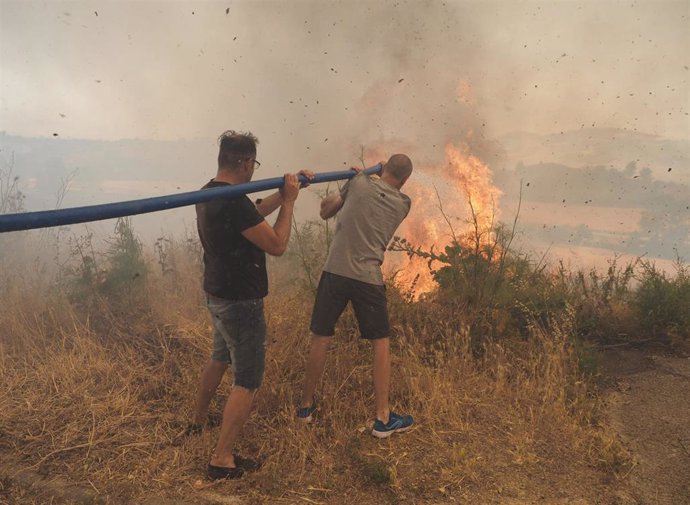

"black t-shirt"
[196,180,267,300]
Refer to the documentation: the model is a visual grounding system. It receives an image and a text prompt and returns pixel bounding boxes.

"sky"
[1,0,688,150]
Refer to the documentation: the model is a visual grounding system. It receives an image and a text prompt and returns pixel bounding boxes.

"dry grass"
[0,247,627,504]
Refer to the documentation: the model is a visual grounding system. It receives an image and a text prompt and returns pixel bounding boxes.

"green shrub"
[566,258,638,343]
[103,218,147,291]
[390,224,571,346]
[634,260,690,340]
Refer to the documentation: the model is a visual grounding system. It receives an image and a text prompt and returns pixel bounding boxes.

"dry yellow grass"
[0,251,628,504]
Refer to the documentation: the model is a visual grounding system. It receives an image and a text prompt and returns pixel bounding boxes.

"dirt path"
[601,348,690,505]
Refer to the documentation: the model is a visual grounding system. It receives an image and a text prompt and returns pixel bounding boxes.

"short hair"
[383,153,413,182]
[217,130,259,169]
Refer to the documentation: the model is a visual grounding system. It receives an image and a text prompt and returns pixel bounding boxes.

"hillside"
[494,128,689,183]
[1,213,689,504]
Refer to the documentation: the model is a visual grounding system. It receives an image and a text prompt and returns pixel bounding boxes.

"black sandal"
[207,455,261,480]
[233,455,261,471]
[207,464,244,480]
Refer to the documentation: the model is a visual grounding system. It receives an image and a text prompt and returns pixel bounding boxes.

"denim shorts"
[207,295,267,390]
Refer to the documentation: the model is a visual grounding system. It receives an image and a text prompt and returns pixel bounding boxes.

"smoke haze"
[1,0,688,270]
[2,1,687,142]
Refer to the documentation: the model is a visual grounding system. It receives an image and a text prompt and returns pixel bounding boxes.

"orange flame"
[384,141,502,297]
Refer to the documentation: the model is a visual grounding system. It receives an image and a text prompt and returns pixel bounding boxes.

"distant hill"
[491,159,689,262]
[494,128,689,183]
[493,161,688,210]
[487,128,689,263]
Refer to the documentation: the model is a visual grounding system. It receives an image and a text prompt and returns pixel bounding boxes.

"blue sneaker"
[296,404,317,423]
[371,412,414,438]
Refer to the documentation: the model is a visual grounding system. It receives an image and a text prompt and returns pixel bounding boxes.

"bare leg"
[209,385,255,468]
[192,360,228,425]
[300,334,331,408]
[372,337,391,423]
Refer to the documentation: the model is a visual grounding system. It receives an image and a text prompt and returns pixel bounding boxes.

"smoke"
[1,0,688,273]
[223,0,489,169]
[2,1,687,151]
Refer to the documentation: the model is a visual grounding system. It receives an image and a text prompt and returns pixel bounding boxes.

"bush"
[390,223,572,347]
[565,257,639,343]
[101,218,148,299]
[58,218,149,313]
[634,259,690,342]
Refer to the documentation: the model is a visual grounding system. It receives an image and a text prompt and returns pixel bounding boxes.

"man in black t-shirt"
[190,130,311,480]
[197,180,268,300]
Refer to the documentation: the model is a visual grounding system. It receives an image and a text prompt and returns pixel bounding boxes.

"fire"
[384,141,502,297]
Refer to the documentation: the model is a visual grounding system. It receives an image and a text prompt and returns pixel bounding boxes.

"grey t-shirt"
[323,172,411,285]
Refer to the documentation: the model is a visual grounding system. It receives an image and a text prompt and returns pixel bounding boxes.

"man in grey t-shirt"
[298,154,415,438]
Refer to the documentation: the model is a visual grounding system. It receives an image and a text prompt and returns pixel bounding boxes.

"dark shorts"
[207,295,267,390]
[310,271,390,340]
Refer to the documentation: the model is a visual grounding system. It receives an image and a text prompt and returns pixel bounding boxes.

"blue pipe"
[0,164,382,233]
